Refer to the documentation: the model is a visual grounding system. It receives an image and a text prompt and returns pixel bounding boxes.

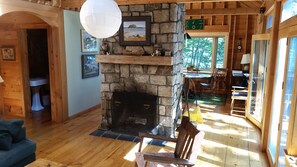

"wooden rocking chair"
[135,116,205,167]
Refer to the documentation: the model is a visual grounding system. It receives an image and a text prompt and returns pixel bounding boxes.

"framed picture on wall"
[1,47,16,61]
[119,16,151,46]
[81,29,99,53]
[81,55,99,79]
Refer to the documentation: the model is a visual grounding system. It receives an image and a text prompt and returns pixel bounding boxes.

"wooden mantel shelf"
[96,55,174,66]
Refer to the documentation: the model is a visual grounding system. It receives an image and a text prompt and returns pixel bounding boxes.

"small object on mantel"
[164,50,172,57]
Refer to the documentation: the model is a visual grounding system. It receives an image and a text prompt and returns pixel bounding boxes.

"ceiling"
[22,0,264,15]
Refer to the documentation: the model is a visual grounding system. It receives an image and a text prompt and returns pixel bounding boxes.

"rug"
[90,129,167,147]
[185,92,226,105]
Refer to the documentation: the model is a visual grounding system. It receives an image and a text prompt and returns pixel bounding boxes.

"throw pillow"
[13,126,26,143]
[0,127,13,150]
[0,119,26,143]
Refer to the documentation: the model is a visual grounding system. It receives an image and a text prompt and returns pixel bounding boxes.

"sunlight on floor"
[124,103,268,167]
[124,143,139,161]
[196,108,268,167]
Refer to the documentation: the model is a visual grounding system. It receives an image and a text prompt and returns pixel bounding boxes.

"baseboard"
[68,104,101,120]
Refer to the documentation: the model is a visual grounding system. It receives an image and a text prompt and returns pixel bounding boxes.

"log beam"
[22,0,262,11]
[116,0,261,5]
[187,7,259,16]
[58,0,261,8]
[61,0,84,9]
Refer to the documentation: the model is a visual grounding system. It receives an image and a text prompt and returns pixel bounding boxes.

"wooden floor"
[2,100,269,167]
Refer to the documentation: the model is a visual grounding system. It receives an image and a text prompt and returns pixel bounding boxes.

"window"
[266,14,273,29]
[183,35,227,72]
[281,0,297,22]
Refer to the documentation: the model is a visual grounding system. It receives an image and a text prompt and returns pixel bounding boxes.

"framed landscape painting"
[81,55,99,79]
[81,29,99,53]
[119,16,151,46]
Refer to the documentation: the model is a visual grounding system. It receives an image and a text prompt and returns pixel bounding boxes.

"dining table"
[182,72,212,114]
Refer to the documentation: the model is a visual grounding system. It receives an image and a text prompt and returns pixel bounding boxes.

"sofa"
[0,119,36,167]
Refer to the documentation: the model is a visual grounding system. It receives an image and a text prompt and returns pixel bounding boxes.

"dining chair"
[230,86,248,116]
[199,71,216,96]
[213,68,228,93]
[135,116,205,167]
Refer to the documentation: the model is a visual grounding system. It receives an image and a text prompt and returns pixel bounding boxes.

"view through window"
[183,37,225,72]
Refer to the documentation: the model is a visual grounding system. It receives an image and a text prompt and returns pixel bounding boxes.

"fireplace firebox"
[111,91,158,136]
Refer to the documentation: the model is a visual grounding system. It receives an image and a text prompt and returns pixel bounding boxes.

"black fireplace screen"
[111,91,158,135]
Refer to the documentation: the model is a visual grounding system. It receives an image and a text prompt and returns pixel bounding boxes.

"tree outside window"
[183,37,225,72]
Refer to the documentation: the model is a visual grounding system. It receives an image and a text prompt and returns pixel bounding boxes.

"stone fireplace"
[97,3,185,136]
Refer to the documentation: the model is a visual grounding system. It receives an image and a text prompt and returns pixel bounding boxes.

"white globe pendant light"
[80,0,122,39]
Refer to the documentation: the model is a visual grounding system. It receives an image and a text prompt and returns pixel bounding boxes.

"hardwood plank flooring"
[2,100,269,167]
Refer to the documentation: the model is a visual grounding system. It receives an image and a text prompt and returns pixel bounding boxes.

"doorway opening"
[27,29,51,123]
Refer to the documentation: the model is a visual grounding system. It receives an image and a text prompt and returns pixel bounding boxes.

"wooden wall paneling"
[228,15,236,88]
[13,33,25,117]
[20,29,32,118]
[186,7,259,16]
[185,3,191,9]
[247,15,258,52]
[58,12,68,122]
[0,26,25,117]
[221,2,226,25]
[257,12,266,34]
[61,0,84,9]
[261,1,281,153]
[264,0,275,14]
[47,27,58,121]
[210,2,213,25]
[244,15,249,53]
[228,1,238,8]
[192,3,201,10]
[0,31,17,40]
[47,25,68,122]
[211,16,214,26]
[203,16,210,25]
[52,10,68,122]
[3,98,23,117]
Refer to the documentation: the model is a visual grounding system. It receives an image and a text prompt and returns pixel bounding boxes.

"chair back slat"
[174,116,199,160]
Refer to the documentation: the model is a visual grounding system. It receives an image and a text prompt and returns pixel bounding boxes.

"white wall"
[64,10,101,116]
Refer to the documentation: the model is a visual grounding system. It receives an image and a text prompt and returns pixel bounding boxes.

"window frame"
[186,32,229,73]
[279,21,297,157]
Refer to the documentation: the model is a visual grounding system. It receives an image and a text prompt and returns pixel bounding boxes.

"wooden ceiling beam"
[187,7,259,16]
[61,0,84,9]
[22,0,262,10]
[58,0,261,8]
[115,0,261,5]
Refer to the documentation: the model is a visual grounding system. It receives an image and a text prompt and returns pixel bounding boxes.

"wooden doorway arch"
[0,0,68,122]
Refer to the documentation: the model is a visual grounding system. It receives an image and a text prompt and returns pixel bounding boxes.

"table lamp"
[0,75,3,83]
[241,54,250,72]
